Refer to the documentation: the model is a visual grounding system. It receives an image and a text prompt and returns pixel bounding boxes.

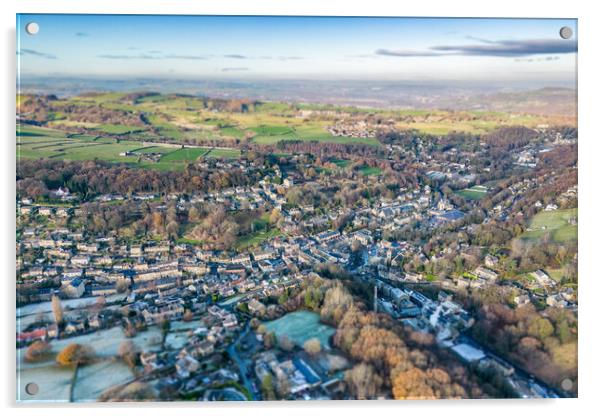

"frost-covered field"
[17,294,127,319]
[17,364,74,402]
[263,311,335,349]
[72,359,134,402]
[17,324,163,402]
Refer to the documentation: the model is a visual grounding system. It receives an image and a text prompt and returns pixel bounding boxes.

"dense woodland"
[17,159,260,199]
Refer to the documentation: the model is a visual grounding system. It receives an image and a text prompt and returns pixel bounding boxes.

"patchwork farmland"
[17,124,240,171]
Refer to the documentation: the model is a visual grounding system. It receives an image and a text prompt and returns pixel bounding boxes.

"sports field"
[456,185,489,200]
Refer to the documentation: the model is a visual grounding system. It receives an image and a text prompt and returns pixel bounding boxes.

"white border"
[2,1,601,415]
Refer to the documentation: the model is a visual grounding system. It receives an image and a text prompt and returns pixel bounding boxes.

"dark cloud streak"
[376,38,577,58]
[97,54,157,60]
[18,49,57,60]
[97,52,303,62]
[375,49,441,57]
[431,39,577,57]
[97,53,207,60]
[221,67,249,72]
[164,54,207,60]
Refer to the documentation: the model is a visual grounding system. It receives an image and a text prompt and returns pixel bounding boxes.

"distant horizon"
[19,73,578,86]
[17,75,575,115]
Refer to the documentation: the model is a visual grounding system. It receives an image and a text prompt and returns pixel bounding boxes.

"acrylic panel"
[16,14,578,402]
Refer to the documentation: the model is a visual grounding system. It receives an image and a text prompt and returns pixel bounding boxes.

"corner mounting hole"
[25,22,39,35]
[559,26,573,40]
[25,382,39,395]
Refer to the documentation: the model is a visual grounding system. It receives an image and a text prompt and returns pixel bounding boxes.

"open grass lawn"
[176,237,205,246]
[331,159,351,168]
[219,126,246,138]
[358,166,383,176]
[205,148,241,159]
[72,92,127,104]
[456,185,489,200]
[520,208,577,243]
[234,228,281,251]
[145,113,186,140]
[17,124,68,138]
[251,134,295,144]
[250,125,295,136]
[156,126,184,140]
[49,120,100,129]
[552,226,577,242]
[54,142,144,162]
[132,146,177,154]
[263,311,335,349]
[393,111,547,135]
[17,136,73,146]
[547,269,568,283]
[68,133,99,140]
[160,147,208,162]
[94,124,145,135]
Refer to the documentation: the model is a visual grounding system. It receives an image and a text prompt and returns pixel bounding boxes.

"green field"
[94,124,144,135]
[219,126,246,138]
[331,159,351,168]
[456,185,489,200]
[160,147,208,162]
[263,311,335,349]
[358,166,383,176]
[132,146,176,154]
[16,124,241,170]
[17,126,145,162]
[232,214,281,251]
[520,208,577,243]
[176,237,205,246]
[17,124,68,138]
[205,148,241,159]
[234,228,281,251]
[250,125,294,136]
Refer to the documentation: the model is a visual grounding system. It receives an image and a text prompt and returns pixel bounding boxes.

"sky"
[16,15,577,86]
